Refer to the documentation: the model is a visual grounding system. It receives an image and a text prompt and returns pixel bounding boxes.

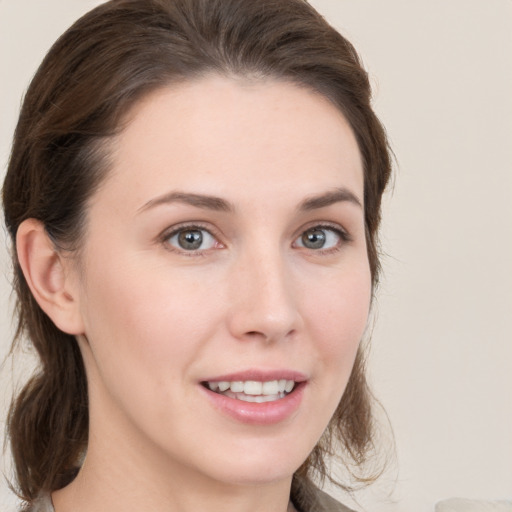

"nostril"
[244,330,272,342]
[243,329,296,342]
[242,330,266,339]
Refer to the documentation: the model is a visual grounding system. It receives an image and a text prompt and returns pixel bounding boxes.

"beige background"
[1,1,511,511]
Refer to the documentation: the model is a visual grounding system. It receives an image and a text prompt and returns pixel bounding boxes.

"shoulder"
[21,488,355,512]
[309,488,356,512]
[292,480,356,512]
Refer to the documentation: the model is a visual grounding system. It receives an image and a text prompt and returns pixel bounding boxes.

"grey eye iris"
[178,230,203,250]
[301,228,326,249]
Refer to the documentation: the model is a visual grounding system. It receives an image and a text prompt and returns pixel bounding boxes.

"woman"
[2,1,392,511]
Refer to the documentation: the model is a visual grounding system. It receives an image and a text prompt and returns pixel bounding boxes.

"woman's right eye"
[165,227,220,252]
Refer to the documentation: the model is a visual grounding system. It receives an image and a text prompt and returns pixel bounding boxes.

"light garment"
[25,487,356,512]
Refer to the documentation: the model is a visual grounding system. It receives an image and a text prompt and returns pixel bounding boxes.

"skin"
[23,76,371,512]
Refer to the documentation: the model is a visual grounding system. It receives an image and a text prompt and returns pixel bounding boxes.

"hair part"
[3,0,392,503]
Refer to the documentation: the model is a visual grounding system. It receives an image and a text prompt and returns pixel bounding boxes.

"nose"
[226,246,302,343]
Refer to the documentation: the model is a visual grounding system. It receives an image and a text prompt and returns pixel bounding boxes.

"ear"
[16,219,85,335]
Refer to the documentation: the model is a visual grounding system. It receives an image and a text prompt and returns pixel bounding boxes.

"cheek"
[303,263,372,389]
[77,264,217,433]
[79,258,223,381]
[309,266,371,346]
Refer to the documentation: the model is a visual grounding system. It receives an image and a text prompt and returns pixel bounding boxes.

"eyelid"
[292,222,352,252]
[157,220,352,255]
[296,221,352,241]
[159,222,224,254]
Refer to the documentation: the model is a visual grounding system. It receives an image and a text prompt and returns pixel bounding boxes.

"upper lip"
[201,369,308,383]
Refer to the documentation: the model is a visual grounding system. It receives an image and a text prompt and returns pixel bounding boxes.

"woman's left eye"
[294,226,346,251]
[165,227,219,252]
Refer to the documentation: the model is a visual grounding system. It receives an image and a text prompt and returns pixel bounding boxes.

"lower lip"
[201,382,306,425]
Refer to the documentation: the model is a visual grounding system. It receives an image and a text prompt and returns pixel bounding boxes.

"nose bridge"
[227,238,300,342]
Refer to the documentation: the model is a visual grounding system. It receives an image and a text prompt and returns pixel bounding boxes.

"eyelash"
[160,222,352,256]
[160,223,222,257]
[293,223,352,255]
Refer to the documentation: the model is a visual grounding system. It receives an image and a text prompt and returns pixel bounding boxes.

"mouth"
[200,371,307,424]
[201,379,297,403]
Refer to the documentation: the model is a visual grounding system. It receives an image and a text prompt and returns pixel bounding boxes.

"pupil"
[302,229,325,249]
[178,230,203,250]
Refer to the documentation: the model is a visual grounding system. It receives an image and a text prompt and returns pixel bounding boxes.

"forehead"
[96,75,364,211]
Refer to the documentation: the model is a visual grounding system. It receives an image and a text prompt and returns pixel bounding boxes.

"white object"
[436,498,512,512]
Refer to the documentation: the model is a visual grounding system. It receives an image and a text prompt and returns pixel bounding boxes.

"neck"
[52,396,295,512]
[53,465,294,512]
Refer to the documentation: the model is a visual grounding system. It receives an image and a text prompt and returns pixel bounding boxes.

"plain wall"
[1,1,511,511]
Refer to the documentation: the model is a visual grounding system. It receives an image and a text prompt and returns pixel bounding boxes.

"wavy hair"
[2,0,392,504]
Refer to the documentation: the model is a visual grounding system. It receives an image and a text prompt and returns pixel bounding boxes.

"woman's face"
[73,76,371,488]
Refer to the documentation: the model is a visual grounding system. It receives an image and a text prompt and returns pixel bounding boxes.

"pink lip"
[199,369,308,426]
[201,369,307,383]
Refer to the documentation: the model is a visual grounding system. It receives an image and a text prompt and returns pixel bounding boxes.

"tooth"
[210,379,295,396]
[230,381,244,392]
[262,380,279,395]
[230,391,285,403]
[238,394,256,402]
[238,394,278,403]
[244,381,263,395]
[218,381,230,392]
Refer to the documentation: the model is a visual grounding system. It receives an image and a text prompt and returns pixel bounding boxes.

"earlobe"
[16,219,85,335]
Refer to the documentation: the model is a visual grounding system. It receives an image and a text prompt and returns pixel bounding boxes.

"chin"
[194,436,312,487]
[210,461,298,487]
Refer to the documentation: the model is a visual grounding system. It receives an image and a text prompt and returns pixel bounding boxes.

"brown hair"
[2,0,392,504]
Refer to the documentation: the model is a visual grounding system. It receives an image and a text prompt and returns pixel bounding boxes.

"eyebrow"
[138,186,362,214]
[138,191,234,213]
[298,187,362,211]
